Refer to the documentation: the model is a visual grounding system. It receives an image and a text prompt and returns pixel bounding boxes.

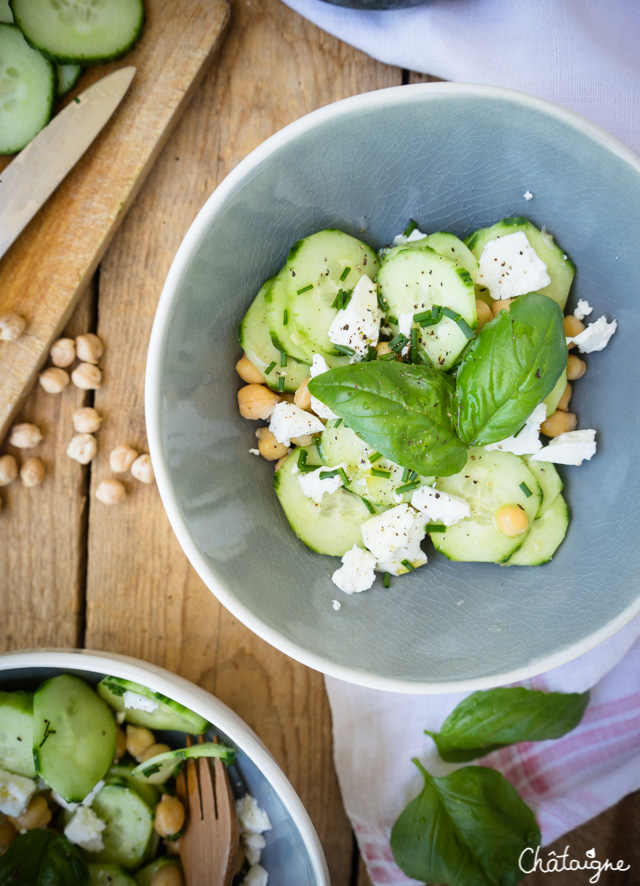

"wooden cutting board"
[0,0,229,443]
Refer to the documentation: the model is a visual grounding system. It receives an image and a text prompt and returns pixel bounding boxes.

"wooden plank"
[84,1,400,881]
[0,0,230,445]
[0,284,95,652]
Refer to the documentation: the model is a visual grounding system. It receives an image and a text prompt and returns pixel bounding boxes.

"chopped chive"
[282,309,289,326]
[142,763,162,776]
[426,523,446,532]
[389,333,408,353]
[333,418,343,428]
[418,313,441,328]
[519,481,533,498]
[383,572,391,588]
[331,291,342,309]
[319,469,338,479]
[395,480,421,494]
[264,361,277,376]
[378,351,397,361]
[276,375,285,392]
[74,96,81,104]
[413,310,432,323]
[368,451,383,463]
[280,350,287,367]
[331,288,352,310]
[297,283,313,294]
[298,463,318,473]
[297,449,308,468]
[315,440,325,461]
[409,470,418,481]
[419,351,431,365]
[333,344,356,356]
[403,219,418,237]
[441,306,474,339]
[360,496,376,514]
[387,314,398,325]
[338,467,350,486]
[402,466,411,483]
[431,304,442,321]
[410,327,419,363]
[371,467,391,479]
[377,292,389,311]
[365,346,377,361]
[401,559,415,572]
[340,266,351,281]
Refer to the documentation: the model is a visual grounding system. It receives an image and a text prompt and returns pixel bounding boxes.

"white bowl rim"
[0,648,330,885]
[145,81,640,694]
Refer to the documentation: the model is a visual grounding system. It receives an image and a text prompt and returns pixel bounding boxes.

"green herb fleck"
[297,283,313,294]
[340,266,351,281]
[264,361,277,376]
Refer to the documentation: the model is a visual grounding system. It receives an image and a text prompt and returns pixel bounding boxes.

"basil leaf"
[308,362,467,476]
[454,292,567,445]
[390,760,540,886]
[426,687,590,762]
[0,830,89,885]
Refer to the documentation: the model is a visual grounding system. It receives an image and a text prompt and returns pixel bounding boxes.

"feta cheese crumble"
[574,299,593,321]
[64,804,107,852]
[123,690,158,713]
[328,274,381,359]
[332,599,342,611]
[241,864,269,886]
[309,354,338,419]
[523,191,534,201]
[0,769,36,817]
[269,401,324,447]
[298,464,346,504]
[249,448,260,456]
[567,316,617,353]
[236,793,272,885]
[477,231,551,300]
[411,485,471,526]
[332,545,377,594]
[392,226,428,246]
[484,403,547,455]
[360,504,428,575]
[530,429,597,466]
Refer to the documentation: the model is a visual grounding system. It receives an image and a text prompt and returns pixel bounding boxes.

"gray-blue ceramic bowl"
[146,83,640,693]
[0,650,329,885]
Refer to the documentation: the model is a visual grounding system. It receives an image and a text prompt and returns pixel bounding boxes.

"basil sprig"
[308,362,467,477]
[454,292,567,446]
[0,830,89,885]
[390,760,540,886]
[426,686,590,762]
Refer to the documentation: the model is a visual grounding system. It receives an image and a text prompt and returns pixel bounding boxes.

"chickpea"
[125,725,156,762]
[109,444,138,473]
[71,362,102,390]
[495,504,529,538]
[9,795,51,831]
[151,865,184,886]
[566,354,587,380]
[290,434,313,446]
[50,337,76,367]
[563,314,585,348]
[39,367,70,394]
[75,333,104,364]
[9,423,42,449]
[255,428,288,461]
[376,341,392,357]
[96,478,126,505]
[475,299,493,332]
[235,355,264,384]
[67,434,97,465]
[131,454,154,484]
[154,794,185,838]
[491,298,512,316]
[293,378,311,411]
[0,815,17,850]
[72,407,103,434]
[274,454,288,471]
[556,382,572,412]
[113,727,127,763]
[541,410,577,438]
[0,312,26,341]
[20,457,45,487]
[0,455,18,487]
[237,384,280,420]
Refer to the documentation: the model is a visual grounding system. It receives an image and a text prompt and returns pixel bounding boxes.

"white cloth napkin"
[279,1,640,880]
[282,0,640,156]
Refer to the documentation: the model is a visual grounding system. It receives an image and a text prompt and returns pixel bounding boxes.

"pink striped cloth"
[325,616,640,885]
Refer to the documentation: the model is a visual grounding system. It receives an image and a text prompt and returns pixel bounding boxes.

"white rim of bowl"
[0,648,330,885]
[146,81,640,694]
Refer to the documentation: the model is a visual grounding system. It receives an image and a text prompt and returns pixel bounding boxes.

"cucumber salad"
[0,674,272,885]
[236,217,617,596]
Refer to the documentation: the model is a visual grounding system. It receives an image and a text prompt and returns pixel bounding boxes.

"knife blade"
[0,66,136,261]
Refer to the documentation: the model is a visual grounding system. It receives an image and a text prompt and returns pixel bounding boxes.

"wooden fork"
[177,735,239,886]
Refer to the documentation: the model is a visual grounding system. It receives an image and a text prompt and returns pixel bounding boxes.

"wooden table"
[1,1,637,882]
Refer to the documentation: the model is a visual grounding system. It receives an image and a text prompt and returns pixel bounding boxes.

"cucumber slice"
[0,0,13,22]
[284,229,381,358]
[33,675,117,802]
[11,0,145,64]
[525,459,563,517]
[265,268,314,363]
[274,446,375,555]
[135,857,182,886]
[430,448,541,563]
[506,494,569,565]
[239,279,311,392]
[377,246,477,370]
[131,742,236,783]
[56,62,82,98]
[105,764,161,810]
[0,23,55,154]
[88,784,154,870]
[543,369,567,416]
[465,218,575,310]
[424,232,479,281]
[88,864,138,886]
[0,690,35,777]
[96,677,209,734]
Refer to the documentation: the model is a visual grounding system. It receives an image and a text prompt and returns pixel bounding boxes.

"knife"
[0,66,136,261]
